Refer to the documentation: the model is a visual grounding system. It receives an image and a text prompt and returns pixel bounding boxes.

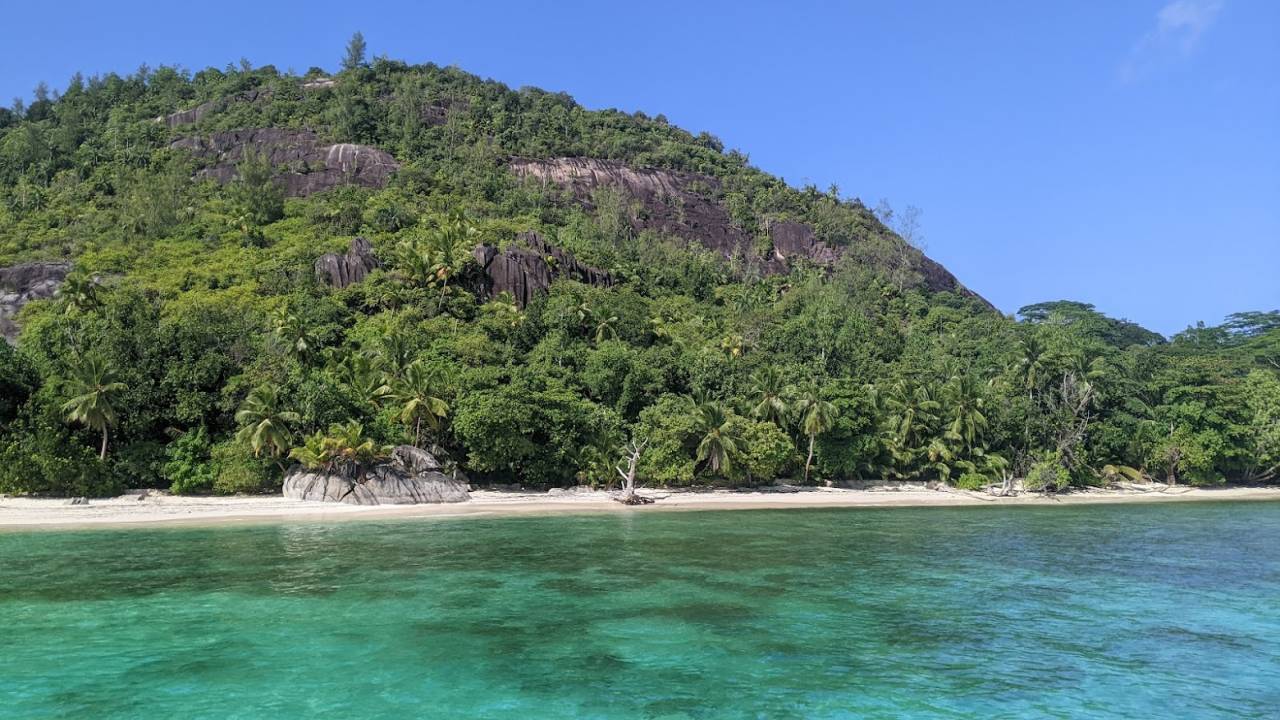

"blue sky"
[3,0,1276,335]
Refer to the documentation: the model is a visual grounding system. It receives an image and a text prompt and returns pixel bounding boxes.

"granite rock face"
[315,237,382,288]
[171,129,399,197]
[157,89,268,128]
[472,231,614,307]
[511,157,989,304]
[0,261,70,343]
[512,157,754,262]
[283,446,470,505]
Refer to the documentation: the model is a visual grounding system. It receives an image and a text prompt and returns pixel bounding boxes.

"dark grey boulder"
[471,231,614,307]
[1,261,70,344]
[315,237,382,288]
[282,446,470,505]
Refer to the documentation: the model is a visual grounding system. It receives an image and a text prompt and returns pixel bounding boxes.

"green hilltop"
[0,41,1276,496]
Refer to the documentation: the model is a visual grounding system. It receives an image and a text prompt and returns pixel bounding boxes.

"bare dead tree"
[613,437,652,505]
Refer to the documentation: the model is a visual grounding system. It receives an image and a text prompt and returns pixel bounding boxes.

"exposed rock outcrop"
[1,261,70,343]
[472,231,614,307]
[512,157,754,261]
[156,89,268,128]
[315,237,382,288]
[511,157,990,305]
[283,445,470,505]
[171,129,399,197]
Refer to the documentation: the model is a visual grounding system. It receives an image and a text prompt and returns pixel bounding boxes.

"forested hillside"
[1,38,1277,496]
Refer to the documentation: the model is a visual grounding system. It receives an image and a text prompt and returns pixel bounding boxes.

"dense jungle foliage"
[1,41,1277,496]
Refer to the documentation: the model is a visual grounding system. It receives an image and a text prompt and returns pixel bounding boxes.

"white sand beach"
[2,484,1279,530]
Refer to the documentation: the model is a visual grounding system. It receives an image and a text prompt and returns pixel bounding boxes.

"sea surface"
[2,502,1278,719]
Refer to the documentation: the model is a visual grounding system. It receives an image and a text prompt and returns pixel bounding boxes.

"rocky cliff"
[512,157,755,262]
[0,262,70,344]
[512,157,988,304]
[172,128,399,197]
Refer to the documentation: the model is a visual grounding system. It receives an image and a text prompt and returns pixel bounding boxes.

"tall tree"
[342,32,367,71]
[748,367,790,427]
[235,386,301,472]
[793,390,837,484]
[390,361,449,448]
[61,354,127,460]
[694,401,742,477]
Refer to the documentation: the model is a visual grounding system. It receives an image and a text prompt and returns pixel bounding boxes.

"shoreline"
[2,484,1279,531]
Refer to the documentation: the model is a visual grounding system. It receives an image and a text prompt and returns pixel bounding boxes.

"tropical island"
[2,36,1278,522]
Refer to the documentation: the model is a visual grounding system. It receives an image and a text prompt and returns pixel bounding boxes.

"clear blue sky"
[3,1,1276,335]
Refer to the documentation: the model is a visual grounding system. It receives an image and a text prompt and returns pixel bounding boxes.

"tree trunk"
[99,426,108,461]
[804,434,815,485]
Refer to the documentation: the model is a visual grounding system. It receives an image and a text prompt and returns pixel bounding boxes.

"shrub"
[1025,455,1070,493]
[163,428,216,495]
[955,472,989,491]
[211,440,275,495]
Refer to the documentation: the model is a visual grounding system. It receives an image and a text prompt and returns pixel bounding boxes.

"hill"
[0,45,1276,496]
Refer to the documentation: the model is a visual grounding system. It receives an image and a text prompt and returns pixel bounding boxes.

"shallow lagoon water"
[2,502,1278,719]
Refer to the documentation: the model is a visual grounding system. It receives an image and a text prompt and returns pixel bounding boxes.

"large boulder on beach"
[282,445,470,505]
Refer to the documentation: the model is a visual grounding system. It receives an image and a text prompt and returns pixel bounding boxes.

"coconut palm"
[271,309,313,361]
[389,360,449,447]
[324,420,392,483]
[235,386,301,470]
[693,400,742,477]
[61,354,127,460]
[793,389,837,484]
[393,215,477,294]
[332,351,391,409]
[289,422,391,487]
[943,374,989,452]
[377,335,415,382]
[885,381,941,449]
[748,366,790,427]
[577,302,619,345]
[61,272,100,314]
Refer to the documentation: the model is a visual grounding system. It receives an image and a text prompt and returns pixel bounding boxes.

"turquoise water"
[2,504,1279,719]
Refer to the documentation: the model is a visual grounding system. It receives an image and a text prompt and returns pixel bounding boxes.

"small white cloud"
[1120,0,1224,81]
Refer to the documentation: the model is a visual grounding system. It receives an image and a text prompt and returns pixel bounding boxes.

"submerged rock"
[282,446,470,505]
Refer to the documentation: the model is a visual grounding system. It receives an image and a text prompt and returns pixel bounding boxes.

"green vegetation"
[0,40,1276,496]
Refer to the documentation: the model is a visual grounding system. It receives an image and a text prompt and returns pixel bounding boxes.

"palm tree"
[332,351,391,409]
[793,389,837,484]
[943,374,989,453]
[481,292,524,329]
[389,361,449,447]
[290,422,392,491]
[885,381,941,450]
[694,400,742,477]
[235,386,301,471]
[748,367,790,427]
[325,421,393,484]
[61,354,127,460]
[61,272,100,314]
[577,302,619,345]
[377,335,415,382]
[271,309,313,361]
[393,214,477,295]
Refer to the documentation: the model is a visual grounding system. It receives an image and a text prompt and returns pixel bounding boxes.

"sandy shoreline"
[2,484,1279,531]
